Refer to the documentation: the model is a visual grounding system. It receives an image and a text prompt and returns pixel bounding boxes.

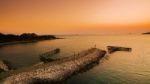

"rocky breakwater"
[2,48,106,84]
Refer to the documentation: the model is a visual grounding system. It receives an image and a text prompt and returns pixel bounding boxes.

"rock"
[107,46,132,54]
[40,48,60,63]
[0,60,11,73]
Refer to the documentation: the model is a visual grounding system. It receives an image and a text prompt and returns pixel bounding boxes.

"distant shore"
[0,39,56,46]
[142,32,150,35]
[0,33,61,46]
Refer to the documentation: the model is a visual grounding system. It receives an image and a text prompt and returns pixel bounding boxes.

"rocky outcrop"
[2,48,106,84]
[107,46,132,54]
[0,60,11,73]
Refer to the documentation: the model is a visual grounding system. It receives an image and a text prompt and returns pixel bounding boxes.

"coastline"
[0,38,62,47]
[0,33,64,47]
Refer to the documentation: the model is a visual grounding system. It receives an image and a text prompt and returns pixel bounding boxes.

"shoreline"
[0,33,64,47]
[0,38,62,47]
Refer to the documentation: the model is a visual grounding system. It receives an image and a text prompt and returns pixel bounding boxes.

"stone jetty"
[2,48,106,84]
[40,48,60,62]
[107,46,132,54]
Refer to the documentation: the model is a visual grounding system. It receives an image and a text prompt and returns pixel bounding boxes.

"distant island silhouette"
[0,33,57,45]
[143,32,150,34]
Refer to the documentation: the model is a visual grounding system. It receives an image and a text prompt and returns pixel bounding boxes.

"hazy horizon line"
[0,32,146,36]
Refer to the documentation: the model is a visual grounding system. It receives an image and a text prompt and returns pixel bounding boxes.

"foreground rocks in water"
[2,48,106,84]
[0,60,11,73]
[107,46,132,54]
[40,48,60,63]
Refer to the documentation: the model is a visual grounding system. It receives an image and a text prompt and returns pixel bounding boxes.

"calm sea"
[0,35,150,84]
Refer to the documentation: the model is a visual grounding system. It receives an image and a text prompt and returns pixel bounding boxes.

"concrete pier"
[107,46,132,54]
[40,48,60,62]
[2,48,106,84]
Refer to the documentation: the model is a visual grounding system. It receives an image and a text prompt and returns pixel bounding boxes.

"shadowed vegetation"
[0,33,56,43]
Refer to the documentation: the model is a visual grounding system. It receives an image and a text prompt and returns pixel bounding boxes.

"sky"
[0,0,150,34]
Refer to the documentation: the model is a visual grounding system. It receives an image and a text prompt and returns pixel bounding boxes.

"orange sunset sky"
[0,0,150,34]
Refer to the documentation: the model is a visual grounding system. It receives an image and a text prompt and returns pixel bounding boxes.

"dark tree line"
[0,33,56,43]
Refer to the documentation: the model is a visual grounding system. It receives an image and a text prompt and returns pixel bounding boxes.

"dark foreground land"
[0,33,57,46]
